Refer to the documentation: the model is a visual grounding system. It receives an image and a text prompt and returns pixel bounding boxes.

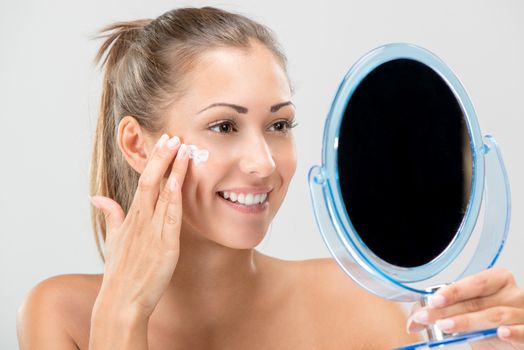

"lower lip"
[216,194,269,214]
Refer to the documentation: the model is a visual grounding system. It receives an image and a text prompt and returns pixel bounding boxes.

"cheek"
[273,139,297,180]
[180,163,217,228]
[180,142,230,200]
[182,161,217,200]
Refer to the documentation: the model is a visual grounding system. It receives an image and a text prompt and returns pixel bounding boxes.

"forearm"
[88,297,150,350]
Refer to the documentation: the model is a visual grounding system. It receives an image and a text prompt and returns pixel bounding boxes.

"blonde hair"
[89,7,289,262]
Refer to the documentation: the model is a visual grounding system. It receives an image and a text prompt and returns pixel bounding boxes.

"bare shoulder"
[17,273,102,349]
[290,257,420,349]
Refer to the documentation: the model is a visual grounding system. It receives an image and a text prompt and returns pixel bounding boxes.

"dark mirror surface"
[338,58,473,268]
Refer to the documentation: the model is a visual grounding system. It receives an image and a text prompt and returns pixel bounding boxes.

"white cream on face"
[186,144,209,166]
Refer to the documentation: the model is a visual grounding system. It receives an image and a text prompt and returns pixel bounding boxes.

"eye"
[268,119,298,133]
[208,120,237,134]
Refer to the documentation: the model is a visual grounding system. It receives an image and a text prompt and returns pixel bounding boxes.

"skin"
[16,40,524,349]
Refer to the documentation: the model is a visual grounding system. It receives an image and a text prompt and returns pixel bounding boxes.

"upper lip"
[217,187,273,194]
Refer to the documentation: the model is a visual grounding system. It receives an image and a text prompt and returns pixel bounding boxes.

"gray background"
[1,0,523,348]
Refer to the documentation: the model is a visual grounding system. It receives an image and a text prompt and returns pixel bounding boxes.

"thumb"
[89,195,125,234]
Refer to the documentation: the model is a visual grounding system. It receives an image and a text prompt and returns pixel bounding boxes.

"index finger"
[430,267,515,308]
[131,133,181,217]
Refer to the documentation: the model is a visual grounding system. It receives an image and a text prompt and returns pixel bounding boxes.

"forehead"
[180,42,291,109]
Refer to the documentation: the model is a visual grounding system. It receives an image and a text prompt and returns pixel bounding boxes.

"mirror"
[309,43,511,349]
[338,58,472,268]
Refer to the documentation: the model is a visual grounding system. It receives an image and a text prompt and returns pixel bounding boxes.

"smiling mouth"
[217,191,269,206]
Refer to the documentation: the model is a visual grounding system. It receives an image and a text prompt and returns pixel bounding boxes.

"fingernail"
[170,177,177,192]
[177,144,187,159]
[157,133,169,148]
[167,136,180,149]
[429,294,446,308]
[436,319,455,331]
[406,316,426,334]
[498,326,511,338]
[412,310,429,324]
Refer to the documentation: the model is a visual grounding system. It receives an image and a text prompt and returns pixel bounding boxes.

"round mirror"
[308,43,511,348]
[309,44,510,301]
[309,44,510,349]
[338,58,472,269]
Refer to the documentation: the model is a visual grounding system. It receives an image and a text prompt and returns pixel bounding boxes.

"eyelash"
[207,118,298,134]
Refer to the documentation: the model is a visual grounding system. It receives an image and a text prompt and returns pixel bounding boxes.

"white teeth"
[237,193,245,204]
[245,193,254,205]
[219,191,269,206]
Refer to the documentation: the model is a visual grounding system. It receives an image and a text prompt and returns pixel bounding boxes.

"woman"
[16,6,524,349]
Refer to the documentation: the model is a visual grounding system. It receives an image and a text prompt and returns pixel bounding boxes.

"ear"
[117,116,154,174]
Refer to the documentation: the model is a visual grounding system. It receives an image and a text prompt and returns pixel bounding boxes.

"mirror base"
[394,328,497,349]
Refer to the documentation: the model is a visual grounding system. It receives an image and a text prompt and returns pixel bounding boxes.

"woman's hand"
[89,133,189,319]
[407,267,524,347]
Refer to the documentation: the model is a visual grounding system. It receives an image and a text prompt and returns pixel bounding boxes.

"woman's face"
[163,41,296,249]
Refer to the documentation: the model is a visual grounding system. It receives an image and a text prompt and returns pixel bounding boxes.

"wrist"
[89,300,150,350]
[91,290,152,326]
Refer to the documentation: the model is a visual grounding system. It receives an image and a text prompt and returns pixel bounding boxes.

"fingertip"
[498,326,511,339]
[406,316,426,334]
[89,195,103,209]
[90,195,114,210]
[428,293,446,308]
[90,196,124,219]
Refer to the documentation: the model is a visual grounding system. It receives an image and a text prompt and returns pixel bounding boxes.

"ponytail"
[90,20,151,262]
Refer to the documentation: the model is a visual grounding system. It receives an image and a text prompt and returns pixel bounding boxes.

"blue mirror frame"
[309,43,511,302]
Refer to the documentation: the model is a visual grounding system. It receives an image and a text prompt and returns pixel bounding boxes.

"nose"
[238,134,276,177]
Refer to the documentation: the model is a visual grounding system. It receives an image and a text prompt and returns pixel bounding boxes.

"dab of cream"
[186,144,209,166]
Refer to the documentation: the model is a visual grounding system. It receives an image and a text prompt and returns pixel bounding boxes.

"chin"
[216,228,268,250]
[182,215,271,249]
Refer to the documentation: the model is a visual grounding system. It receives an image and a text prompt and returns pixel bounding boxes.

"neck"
[172,230,260,290]
[162,224,263,325]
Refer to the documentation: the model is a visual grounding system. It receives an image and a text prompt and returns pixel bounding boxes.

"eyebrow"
[196,101,294,114]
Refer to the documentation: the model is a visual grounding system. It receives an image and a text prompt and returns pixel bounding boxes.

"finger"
[136,134,180,217]
[406,302,426,334]
[154,144,189,247]
[407,317,426,334]
[127,133,166,212]
[408,305,433,333]
[412,289,517,325]
[498,325,524,344]
[433,306,524,334]
[154,143,189,217]
[429,268,516,308]
[90,195,125,236]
